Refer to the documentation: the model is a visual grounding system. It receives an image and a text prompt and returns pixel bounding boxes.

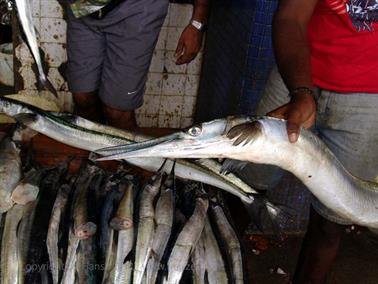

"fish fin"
[13,113,38,124]
[220,159,249,174]
[243,196,295,239]
[124,249,135,264]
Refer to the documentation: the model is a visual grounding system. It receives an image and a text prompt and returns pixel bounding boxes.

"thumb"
[175,38,185,58]
[286,110,302,143]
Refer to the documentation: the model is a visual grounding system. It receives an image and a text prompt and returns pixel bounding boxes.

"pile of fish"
[0,134,245,284]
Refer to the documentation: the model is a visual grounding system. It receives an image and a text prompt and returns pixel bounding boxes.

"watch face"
[191,20,204,31]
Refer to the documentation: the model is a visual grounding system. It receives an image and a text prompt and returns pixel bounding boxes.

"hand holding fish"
[268,91,316,143]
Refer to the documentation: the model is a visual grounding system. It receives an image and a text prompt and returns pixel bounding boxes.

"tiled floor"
[14,2,202,129]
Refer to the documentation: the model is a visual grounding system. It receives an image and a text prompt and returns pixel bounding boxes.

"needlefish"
[0,96,255,204]
[95,116,378,229]
[14,0,57,96]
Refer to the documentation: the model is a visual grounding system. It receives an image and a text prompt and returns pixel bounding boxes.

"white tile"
[166,27,184,51]
[164,51,187,74]
[180,117,194,128]
[182,95,196,117]
[162,74,186,96]
[19,65,38,90]
[48,67,66,91]
[149,50,165,73]
[137,94,161,115]
[40,18,67,44]
[15,43,34,65]
[186,52,203,75]
[41,0,64,18]
[32,0,41,17]
[145,73,163,95]
[137,114,159,128]
[156,27,167,50]
[41,43,67,67]
[159,95,183,117]
[168,4,193,28]
[185,75,200,96]
[158,114,181,128]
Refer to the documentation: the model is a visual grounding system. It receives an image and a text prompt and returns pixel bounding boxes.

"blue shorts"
[239,66,378,225]
[66,0,169,111]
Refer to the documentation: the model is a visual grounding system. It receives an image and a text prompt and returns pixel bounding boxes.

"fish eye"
[187,125,202,136]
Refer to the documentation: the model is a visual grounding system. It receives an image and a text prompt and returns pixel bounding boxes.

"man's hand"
[267,92,316,143]
[175,25,203,65]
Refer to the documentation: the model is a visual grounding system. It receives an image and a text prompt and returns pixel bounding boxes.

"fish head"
[95,116,272,162]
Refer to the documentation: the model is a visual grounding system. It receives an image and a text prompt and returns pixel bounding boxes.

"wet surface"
[246,229,378,284]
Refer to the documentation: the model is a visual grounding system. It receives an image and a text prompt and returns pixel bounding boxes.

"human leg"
[99,0,169,128]
[66,8,105,122]
[102,104,137,130]
[293,207,344,284]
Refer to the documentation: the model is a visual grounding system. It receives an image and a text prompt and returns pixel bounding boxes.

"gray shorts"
[239,66,378,225]
[66,0,169,110]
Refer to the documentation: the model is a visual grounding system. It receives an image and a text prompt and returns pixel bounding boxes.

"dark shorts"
[66,0,169,110]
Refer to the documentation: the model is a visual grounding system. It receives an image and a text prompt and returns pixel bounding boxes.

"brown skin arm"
[175,0,210,65]
[268,0,319,143]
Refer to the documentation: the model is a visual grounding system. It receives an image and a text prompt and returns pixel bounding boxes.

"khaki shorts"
[239,66,378,225]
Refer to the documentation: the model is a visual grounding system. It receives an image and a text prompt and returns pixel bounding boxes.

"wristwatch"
[190,20,206,32]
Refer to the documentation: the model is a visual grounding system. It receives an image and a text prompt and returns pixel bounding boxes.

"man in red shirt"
[248,0,378,282]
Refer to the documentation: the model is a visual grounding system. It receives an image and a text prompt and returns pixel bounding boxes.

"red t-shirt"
[308,0,378,93]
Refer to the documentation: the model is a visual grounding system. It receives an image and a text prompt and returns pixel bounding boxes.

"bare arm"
[175,0,210,65]
[268,0,319,142]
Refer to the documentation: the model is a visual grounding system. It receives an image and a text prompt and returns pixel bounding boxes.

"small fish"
[61,229,80,284]
[191,233,206,284]
[164,193,209,284]
[11,168,43,205]
[1,204,24,284]
[14,0,57,96]
[76,237,97,284]
[111,181,135,284]
[47,184,72,284]
[73,164,99,240]
[202,217,228,284]
[210,200,244,284]
[133,163,165,284]
[0,136,21,212]
[17,199,39,284]
[146,164,175,284]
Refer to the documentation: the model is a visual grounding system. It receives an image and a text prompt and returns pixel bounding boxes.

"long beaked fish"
[102,116,378,229]
[14,0,57,96]
[0,96,255,204]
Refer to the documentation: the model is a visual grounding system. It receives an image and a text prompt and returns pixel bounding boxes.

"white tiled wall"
[15,1,202,128]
